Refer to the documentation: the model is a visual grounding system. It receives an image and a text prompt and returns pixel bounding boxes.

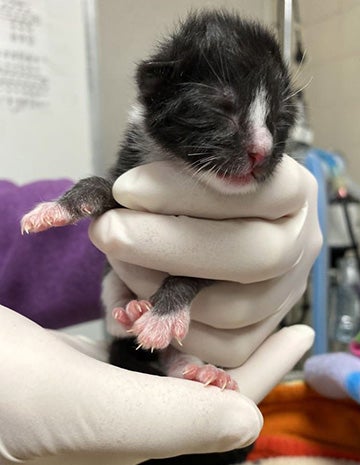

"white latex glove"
[0,305,313,465]
[89,155,322,369]
[0,156,319,464]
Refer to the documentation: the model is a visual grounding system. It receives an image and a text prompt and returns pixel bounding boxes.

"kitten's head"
[136,10,297,194]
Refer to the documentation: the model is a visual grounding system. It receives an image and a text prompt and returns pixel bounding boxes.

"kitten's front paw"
[131,307,190,350]
[183,364,239,391]
[21,202,73,233]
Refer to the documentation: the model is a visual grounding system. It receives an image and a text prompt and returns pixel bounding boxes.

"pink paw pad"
[131,308,190,350]
[112,300,151,330]
[21,202,73,234]
[183,363,238,391]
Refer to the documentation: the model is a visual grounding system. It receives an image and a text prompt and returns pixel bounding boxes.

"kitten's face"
[136,11,297,194]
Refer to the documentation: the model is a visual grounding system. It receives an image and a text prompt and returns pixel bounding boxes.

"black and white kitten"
[21,10,296,464]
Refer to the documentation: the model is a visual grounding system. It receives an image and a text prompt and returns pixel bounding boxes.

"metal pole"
[278,0,293,64]
[83,0,103,176]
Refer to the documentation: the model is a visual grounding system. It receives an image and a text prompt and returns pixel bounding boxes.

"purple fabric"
[0,179,106,328]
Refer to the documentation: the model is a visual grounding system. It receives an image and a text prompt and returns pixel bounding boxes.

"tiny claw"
[136,343,143,350]
[150,347,155,353]
[112,308,121,319]
[221,381,228,391]
[145,303,152,312]
[136,303,143,313]
[126,328,134,333]
[203,379,214,387]
[182,368,193,376]
[175,338,183,347]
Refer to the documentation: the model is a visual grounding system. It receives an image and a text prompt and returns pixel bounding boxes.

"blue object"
[311,148,345,177]
[346,371,360,403]
[305,149,329,354]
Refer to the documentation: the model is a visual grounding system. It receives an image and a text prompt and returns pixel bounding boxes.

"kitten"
[21,9,296,393]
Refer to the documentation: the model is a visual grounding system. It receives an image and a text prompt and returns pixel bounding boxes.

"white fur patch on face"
[248,87,273,154]
[249,87,268,128]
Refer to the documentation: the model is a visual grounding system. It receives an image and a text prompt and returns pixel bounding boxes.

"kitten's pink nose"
[248,149,266,167]
[248,126,273,167]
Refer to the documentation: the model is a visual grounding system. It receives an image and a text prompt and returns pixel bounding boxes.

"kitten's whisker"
[217,41,230,86]
[191,160,214,178]
[291,48,307,85]
[179,82,219,93]
[191,158,220,172]
[284,76,313,101]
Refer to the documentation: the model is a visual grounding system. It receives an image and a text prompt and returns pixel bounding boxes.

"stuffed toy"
[304,333,360,404]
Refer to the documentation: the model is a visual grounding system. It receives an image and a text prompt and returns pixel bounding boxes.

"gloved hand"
[0,155,319,464]
[0,305,313,465]
[89,155,322,374]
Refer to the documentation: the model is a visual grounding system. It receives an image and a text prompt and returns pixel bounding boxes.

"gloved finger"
[89,204,308,284]
[176,293,302,368]
[107,258,168,299]
[191,272,307,329]
[106,259,306,368]
[227,325,315,403]
[174,226,318,369]
[109,258,307,329]
[0,306,263,464]
[186,192,320,331]
[48,331,109,362]
[112,155,308,220]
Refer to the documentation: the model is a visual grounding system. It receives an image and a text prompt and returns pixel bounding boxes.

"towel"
[0,179,105,328]
[244,458,360,465]
[248,381,360,462]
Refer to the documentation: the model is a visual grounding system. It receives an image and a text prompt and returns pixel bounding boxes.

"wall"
[298,0,360,183]
[95,0,275,174]
[0,0,94,184]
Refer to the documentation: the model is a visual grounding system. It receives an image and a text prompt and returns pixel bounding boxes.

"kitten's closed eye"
[218,97,236,114]
[217,88,237,113]
[211,88,239,130]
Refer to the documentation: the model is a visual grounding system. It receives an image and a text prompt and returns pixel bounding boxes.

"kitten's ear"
[136,60,177,98]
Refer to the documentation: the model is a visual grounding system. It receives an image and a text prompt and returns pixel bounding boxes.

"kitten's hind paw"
[21,202,73,234]
[131,308,190,351]
[112,300,152,330]
[183,364,238,391]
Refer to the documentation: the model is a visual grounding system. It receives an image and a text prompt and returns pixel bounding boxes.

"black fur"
[58,177,117,219]
[148,276,213,315]
[109,337,164,376]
